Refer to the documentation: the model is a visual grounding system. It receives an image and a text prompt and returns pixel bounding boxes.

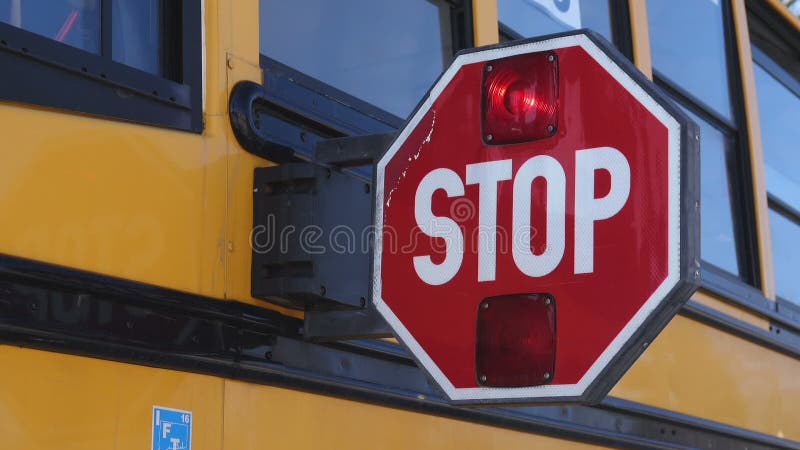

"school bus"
[0,0,799,448]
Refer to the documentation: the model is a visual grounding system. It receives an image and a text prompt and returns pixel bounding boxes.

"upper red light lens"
[481,51,559,145]
[475,293,556,387]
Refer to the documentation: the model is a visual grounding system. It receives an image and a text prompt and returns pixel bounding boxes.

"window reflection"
[259,0,453,118]
[112,0,162,75]
[647,0,732,121]
[0,0,100,53]
[498,0,613,42]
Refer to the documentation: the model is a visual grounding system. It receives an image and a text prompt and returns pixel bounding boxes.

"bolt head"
[486,64,493,72]
[485,134,493,142]
[479,375,487,383]
[543,372,551,380]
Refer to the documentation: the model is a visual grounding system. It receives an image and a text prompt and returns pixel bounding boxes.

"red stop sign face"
[373,32,699,404]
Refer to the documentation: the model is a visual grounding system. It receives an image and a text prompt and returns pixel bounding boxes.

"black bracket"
[314,132,396,167]
[304,306,392,341]
[249,126,396,340]
[252,162,371,309]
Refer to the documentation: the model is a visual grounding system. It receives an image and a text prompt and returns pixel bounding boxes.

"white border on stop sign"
[373,33,681,402]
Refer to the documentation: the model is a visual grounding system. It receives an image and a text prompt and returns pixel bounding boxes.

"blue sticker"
[152,406,192,450]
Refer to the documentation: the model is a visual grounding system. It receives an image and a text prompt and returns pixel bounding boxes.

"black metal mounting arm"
[235,80,398,341]
[229,80,300,163]
[230,80,397,167]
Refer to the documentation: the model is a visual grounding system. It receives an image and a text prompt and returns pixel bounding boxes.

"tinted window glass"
[753,62,800,209]
[647,0,732,121]
[259,0,452,118]
[753,53,800,303]
[498,0,612,41]
[112,0,161,75]
[769,208,800,302]
[682,106,740,275]
[0,0,100,53]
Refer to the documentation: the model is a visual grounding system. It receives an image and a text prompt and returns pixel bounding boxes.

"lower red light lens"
[482,51,559,145]
[476,293,556,387]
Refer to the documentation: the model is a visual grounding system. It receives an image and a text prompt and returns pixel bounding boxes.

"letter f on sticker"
[162,422,171,439]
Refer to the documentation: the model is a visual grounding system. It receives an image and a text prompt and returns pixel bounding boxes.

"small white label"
[530,0,582,30]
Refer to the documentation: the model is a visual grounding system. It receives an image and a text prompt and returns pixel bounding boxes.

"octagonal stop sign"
[372,31,699,404]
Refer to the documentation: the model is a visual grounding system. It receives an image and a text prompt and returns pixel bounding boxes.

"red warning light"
[481,51,559,145]
[475,293,556,387]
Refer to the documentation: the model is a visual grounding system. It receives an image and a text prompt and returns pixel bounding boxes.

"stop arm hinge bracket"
[237,81,397,340]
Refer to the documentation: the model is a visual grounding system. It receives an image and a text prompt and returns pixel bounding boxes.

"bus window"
[259,0,453,118]
[497,0,613,43]
[111,0,161,75]
[647,0,733,121]
[0,0,202,131]
[647,0,755,283]
[752,54,800,303]
[0,0,101,53]
[768,209,800,302]
[681,105,741,276]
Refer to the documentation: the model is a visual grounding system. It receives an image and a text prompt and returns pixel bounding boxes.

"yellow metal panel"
[205,0,228,118]
[472,0,500,46]
[0,345,223,450]
[612,315,800,440]
[223,380,609,450]
[733,0,776,299]
[628,0,653,79]
[692,290,771,330]
[0,105,228,298]
[230,0,261,63]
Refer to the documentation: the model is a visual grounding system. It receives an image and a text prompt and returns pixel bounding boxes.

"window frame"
[0,1,202,132]
[649,0,762,291]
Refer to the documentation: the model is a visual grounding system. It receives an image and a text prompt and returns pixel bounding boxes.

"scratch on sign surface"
[386,111,436,208]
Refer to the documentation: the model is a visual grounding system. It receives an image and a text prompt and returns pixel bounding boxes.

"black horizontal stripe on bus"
[0,253,796,449]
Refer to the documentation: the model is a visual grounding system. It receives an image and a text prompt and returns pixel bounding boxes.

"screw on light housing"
[481,50,559,145]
